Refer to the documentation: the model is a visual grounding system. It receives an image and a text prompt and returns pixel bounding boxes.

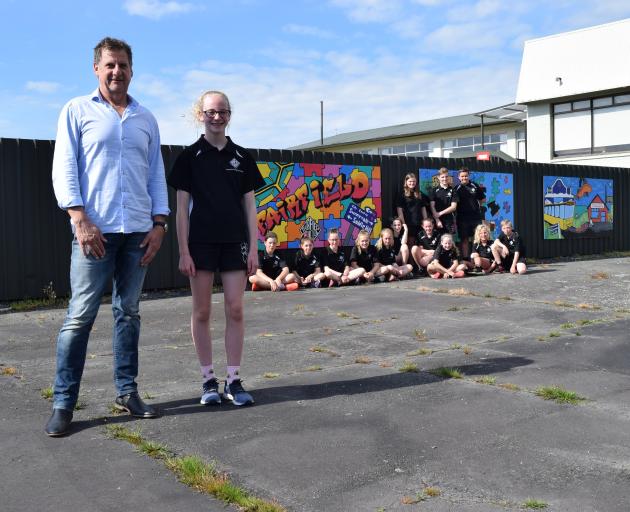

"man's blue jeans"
[53,233,148,411]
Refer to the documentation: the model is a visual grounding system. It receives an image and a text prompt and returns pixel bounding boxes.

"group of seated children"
[249,218,526,291]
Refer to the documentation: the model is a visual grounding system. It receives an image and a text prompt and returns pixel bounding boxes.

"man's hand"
[139,227,165,266]
[74,218,107,258]
[247,248,258,276]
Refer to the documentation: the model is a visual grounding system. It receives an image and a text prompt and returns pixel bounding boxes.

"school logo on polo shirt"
[228,158,243,172]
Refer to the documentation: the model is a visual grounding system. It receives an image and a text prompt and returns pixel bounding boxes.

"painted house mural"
[255,162,382,249]
[419,168,514,238]
[543,176,613,239]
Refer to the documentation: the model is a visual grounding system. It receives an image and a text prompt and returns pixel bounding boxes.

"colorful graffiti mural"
[543,176,613,239]
[418,168,514,238]
[255,162,382,249]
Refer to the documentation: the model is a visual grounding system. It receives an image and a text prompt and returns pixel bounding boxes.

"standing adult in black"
[395,172,427,246]
[454,167,486,259]
[429,167,459,236]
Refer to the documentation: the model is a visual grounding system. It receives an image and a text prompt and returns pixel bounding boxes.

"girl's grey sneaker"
[201,378,221,405]
[223,379,254,406]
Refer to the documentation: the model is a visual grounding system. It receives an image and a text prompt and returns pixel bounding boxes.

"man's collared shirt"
[52,89,169,233]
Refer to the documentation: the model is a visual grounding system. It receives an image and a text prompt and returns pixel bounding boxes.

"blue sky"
[1,0,629,149]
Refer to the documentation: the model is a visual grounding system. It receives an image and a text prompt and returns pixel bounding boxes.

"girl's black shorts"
[189,242,249,272]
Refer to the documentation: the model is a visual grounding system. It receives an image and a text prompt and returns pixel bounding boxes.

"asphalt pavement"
[2,258,630,511]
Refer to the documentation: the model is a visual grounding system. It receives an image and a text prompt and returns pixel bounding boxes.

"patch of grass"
[499,383,520,391]
[548,331,561,338]
[106,424,143,445]
[401,494,424,504]
[430,367,463,379]
[553,300,573,308]
[591,272,609,280]
[575,331,582,336]
[537,336,546,342]
[263,372,280,379]
[578,319,596,326]
[560,322,574,329]
[259,333,276,338]
[108,404,125,415]
[447,306,461,311]
[337,311,359,319]
[414,329,429,342]
[449,343,462,349]
[354,356,372,364]
[138,440,172,459]
[309,346,339,357]
[379,361,393,368]
[399,361,419,373]
[74,400,87,411]
[434,288,449,294]
[535,386,586,405]
[407,348,432,356]
[1,366,18,376]
[577,303,600,310]
[474,376,496,385]
[448,288,472,296]
[484,292,494,298]
[306,365,322,372]
[522,498,548,509]
[41,386,53,399]
[498,296,513,301]
[423,486,441,497]
[462,345,473,355]
[293,304,304,312]
[107,425,286,512]
[142,391,154,400]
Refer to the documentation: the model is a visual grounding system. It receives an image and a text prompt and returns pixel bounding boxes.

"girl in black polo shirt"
[427,234,466,279]
[349,230,379,283]
[168,90,263,407]
[395,173,427,246]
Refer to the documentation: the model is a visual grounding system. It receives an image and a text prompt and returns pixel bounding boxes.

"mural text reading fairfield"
[255,162,382,249]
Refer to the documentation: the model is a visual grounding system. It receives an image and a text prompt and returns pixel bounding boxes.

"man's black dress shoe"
[45,408,73,437]
[115,392,159,418]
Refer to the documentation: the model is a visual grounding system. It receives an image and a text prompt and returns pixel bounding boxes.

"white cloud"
[329,0,404,23]
[25,81,62,94]
[283,23,335,39]
[123,0,194,20]
[136,49,519,150]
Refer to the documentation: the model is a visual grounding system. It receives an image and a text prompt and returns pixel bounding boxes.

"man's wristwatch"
[153,221,168,233]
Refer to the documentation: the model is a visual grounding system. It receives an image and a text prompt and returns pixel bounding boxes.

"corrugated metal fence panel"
[1,137,629,301]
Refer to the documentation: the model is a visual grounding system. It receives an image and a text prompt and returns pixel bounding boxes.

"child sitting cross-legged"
[375,228,413,281]
[291,236,325,288]
[427,233,466,279]
[349,230,380,283]
[249,232,299,291]
[491,220,527,275]
[322,228,364,286]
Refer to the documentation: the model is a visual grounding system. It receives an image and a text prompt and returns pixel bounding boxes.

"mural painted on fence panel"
[419,168,514,238]
[255,162,382,249]
[543,176,613,239]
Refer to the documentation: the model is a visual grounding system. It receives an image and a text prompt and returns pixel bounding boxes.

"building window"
[378,142,432,156]
[553,94,630,156]
[442,133,507,156]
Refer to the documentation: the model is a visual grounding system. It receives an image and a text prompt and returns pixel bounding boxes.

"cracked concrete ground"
[2,258,630,511]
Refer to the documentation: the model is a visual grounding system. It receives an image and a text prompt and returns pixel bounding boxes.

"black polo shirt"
[472,241,493,259]
[259,251,286,279]
[417,232,441,251]
[292,250,321,277]
[429,186,458,225]
[433,245,458,267]
[377,246,397,265]
[350,245,378,270]
[167,136,264,244]
[322,247,347,273]
[395,193,428,229]
[498,231,523,255]
[455,181,485,220]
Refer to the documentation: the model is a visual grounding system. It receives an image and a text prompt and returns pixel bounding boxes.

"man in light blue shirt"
[46,37,170,437]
